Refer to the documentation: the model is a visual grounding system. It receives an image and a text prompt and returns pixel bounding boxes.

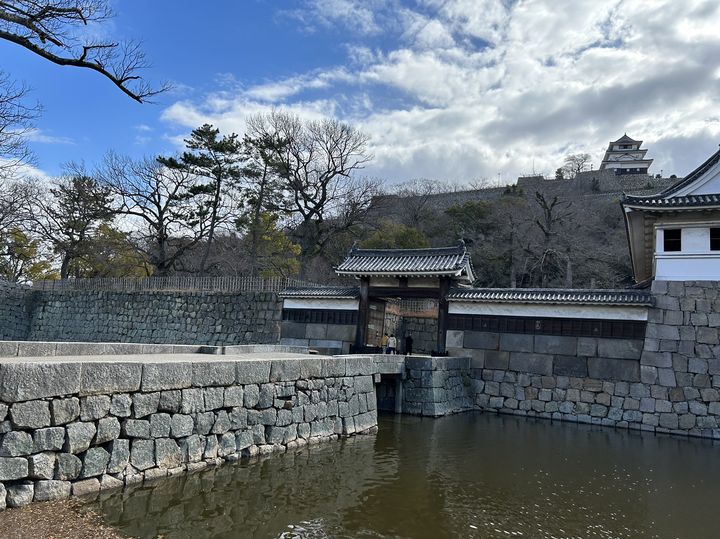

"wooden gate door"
[366,300,386,347]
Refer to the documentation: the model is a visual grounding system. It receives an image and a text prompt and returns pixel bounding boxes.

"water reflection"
[92,413,720,538]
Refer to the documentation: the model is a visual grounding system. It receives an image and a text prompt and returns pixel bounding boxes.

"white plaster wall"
[655,255,720,281]
[283,298,359,310]
[448,301,648,321]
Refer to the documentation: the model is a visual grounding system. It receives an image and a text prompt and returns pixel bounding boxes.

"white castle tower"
[599,134,653,175]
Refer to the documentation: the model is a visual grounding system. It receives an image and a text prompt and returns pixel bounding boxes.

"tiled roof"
[279,287,359,299]
[623,147,720,209]
[447,288,654,306]
[336,242,475,281]
[622,193,720,209]
[612,134,641,144]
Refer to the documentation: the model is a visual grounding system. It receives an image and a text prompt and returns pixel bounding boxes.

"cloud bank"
[161,0,720,185]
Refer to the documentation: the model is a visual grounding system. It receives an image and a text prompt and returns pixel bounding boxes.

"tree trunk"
[199,177,223,275]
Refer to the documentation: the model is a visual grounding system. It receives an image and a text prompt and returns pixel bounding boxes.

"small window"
[711,228,720,251]
[664,229,682,252]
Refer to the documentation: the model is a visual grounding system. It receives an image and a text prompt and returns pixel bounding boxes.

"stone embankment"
[0,353,377,510]
[0,288,282,346]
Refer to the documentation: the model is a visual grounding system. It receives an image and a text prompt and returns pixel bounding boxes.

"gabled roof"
[336,242,475,283]
[448,288,654,306]
[279,286,359,299]
[612,134,641,145]
[623,146,720,209]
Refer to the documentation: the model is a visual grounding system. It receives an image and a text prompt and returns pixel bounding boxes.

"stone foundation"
[0,353,377,510]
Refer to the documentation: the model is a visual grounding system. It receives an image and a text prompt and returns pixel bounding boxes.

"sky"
[3,0,720,185]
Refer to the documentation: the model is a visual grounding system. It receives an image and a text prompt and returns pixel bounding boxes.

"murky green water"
[92,413,720,538]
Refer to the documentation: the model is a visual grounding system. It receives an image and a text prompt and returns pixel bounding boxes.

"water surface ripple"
[92,413,720,538]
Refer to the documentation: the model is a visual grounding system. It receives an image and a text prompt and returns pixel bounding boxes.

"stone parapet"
[0,353,378,510]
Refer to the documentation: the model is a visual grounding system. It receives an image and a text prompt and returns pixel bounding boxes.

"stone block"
[553,355,588,377]
[51,398,80,426]
[56,453,81,480]
[500,334,534,353]
[64,422,96,454]
[16,342,56,357]
[72,478,101,497]
[576,337,597,356]
[658,413,679,430]
[80,395,111,421]
[304,323,327,340]
[657,369,677,387]
[640,366,658,384]
[181,388,204,414]
[149,414,171,438]
[236,360,272,385]
[81,447,110,478]
[171,414,194,438]
[107,439,130,474]
[0,431,33,456]
[34,480,71,502]
[257,384,274,409]
[122,419,151,439]
[588,358,640,382]
[689,358,709,375]
[212,411,231,434]
[244,385,260,408]
[158,391,182,413]
[80,363,142,395]
[484,351,509,370]
[281,321,307,339]
[130,439,155,471]
[132,392,161,418]
[534,335,577,356]
[141,362,192,391]
[325,324,356,342]
[597,338,643,360]
[508,352,553,376]
[10,401,51,429]
[110,394,132,417]
[203,387,225,411]
[463,331,499,350]
[445,330,464,349]
[180,435,203,463]
[6,483,33,507]
[33,427,65,452]
[224,386,244,407]
[0,362,81,402]
[235,431,253,451]
[299,357,323,379]
[268,358,303,383]
[345,356,376,376]
[192,361,235,386]
[155,438,183,469]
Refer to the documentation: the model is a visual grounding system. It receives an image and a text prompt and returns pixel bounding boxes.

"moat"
[88,412,719,538]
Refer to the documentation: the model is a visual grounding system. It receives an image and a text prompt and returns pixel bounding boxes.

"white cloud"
[26,129,74,145]
[161,0,720,183]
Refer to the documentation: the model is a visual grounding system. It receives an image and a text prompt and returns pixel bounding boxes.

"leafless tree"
[0,71,36,176]
[0,1,167,102]
[562,153,591,178]
[96,153,209,276]
[246,111,373,276]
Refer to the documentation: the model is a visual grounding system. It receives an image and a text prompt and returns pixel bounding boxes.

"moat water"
[92,413,720,538]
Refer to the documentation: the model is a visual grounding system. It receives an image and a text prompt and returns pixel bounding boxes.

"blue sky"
[4,0,720,184]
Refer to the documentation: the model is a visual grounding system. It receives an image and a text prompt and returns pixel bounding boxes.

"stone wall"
[430,281,720,439]
[279,321,355,355]
[0,354,378,510]
[399,316,438,354]
[21,290,282,345]
[0,282,30,341]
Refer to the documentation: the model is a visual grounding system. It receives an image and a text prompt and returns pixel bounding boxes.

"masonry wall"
[0,283,31,341]
[433,281,720,439]
[398,316,438,354]
[0,354,378,510]
[20,290,282,345]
